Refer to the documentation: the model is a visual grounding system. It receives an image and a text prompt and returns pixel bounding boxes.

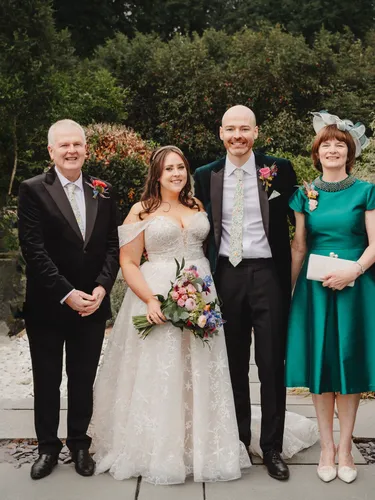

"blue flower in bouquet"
[202,275,213,293]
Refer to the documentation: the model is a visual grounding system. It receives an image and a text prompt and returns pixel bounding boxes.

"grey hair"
[48,119,86,146]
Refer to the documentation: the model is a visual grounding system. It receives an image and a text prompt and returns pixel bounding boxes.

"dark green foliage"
[93,27,375,168]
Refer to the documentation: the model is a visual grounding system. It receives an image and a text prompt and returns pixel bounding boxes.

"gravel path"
[0,333,108,400]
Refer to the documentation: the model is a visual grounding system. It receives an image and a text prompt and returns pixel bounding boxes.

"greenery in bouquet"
[133,258,224,345]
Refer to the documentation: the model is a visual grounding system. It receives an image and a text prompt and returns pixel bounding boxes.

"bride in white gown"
[89,146,318,485]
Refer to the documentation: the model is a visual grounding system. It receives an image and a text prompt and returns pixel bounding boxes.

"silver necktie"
[66,183,84,237]
[229,168,244,267]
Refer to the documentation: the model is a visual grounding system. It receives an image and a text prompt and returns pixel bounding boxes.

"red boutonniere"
[86,179,109,199]
[258,163,278,192]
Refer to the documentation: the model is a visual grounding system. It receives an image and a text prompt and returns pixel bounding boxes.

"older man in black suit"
[18,119,119,479]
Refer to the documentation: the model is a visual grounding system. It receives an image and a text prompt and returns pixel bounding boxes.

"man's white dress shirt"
[219,153,272,259]
[55,166,86,303]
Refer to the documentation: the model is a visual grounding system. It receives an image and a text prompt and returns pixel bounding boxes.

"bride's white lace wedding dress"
[89,212,318,485]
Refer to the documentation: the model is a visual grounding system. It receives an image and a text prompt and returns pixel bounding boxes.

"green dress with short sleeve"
[285,177,375,394]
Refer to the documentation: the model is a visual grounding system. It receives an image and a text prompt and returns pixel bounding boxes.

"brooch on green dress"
[303,181,319,211]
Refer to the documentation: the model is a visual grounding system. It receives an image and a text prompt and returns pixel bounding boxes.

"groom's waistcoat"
[18,167,119,325]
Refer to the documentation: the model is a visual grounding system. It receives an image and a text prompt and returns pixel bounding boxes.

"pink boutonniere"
[258,163,278,192]
[303,181,319,211]
[86,179,109,199]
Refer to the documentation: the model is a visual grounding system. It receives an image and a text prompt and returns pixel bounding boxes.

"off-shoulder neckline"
[120,211,208,231]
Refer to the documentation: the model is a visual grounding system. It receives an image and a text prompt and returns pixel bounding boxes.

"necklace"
[161,201,182,212]
[313,175,356,192]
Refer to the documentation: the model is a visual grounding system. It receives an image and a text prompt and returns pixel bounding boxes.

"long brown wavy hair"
[138,145,199,219]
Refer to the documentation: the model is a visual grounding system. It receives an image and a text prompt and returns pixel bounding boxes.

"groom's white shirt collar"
[224,151,256,177]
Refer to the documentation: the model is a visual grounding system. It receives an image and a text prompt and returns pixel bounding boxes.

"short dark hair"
[311,124,356,174]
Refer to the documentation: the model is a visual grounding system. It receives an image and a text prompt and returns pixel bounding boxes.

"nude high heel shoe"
[317,463,337,482]
[338,452,357,483]
[317,452,337,483]
[316,449,337,483]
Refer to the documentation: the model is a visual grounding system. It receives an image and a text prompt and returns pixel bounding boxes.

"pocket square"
[268,190,281,201]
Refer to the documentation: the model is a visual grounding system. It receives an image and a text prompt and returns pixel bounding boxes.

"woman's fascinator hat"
[311,110,370,157]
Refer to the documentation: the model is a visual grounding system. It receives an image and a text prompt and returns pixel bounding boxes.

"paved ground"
[1,345,374,500]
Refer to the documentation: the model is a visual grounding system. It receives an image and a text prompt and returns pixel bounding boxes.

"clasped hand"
[322,265,360,291]
[65,286,106,317]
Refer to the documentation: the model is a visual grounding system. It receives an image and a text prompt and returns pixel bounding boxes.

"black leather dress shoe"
[71,449,95,476]
[30,454,58,480]
[263,450,290,480]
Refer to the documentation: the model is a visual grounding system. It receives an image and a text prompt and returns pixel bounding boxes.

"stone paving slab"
[353,400,375,439]
[249,382,260,404]
[205,464,375,500]
[249,366,258,382]
[286,394,314,406]
[0,398,67,410]
[0,410,67,439]
[138,477,203,500]
[0,463,138,500]
[250,348,255,365]
[1,462,374,500]
[285,405,318,417]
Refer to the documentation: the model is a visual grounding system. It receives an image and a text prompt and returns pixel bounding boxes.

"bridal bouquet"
[133,259,224,345]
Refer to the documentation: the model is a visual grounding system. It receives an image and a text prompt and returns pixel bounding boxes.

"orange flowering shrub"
[84,123,155,219]
[85,123,153,166]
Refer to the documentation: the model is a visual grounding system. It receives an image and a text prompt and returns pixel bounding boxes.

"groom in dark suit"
[18,119,119,479]
[194,106,297,480]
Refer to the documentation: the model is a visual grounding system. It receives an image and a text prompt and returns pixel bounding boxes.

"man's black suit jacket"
[18,167,119,325]
[194,152,297,299]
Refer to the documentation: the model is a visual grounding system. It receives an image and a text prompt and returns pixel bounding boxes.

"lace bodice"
[118,212,210,262]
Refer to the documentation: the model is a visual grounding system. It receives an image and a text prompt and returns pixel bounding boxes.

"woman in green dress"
[286,111,375,484]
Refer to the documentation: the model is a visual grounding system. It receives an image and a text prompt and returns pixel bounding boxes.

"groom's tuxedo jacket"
[18,167,119,325]
[194,152,297,297]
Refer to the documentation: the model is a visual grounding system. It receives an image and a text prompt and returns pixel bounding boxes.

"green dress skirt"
[285,177,375,394]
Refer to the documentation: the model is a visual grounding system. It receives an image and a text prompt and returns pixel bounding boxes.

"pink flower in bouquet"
[185,298,196,311]
[179,286,187,295]
[197,315,207,328]
[177,298,186,307]
[171,290,179,301]
[181,294,188,301]
[259,166,271,178]
[187,284,196,294]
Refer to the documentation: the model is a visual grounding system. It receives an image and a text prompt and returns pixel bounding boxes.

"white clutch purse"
[306,253,355,287]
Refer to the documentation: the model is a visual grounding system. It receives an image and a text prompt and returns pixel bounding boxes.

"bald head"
[222,105,256,127]
[219,105,258,165]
